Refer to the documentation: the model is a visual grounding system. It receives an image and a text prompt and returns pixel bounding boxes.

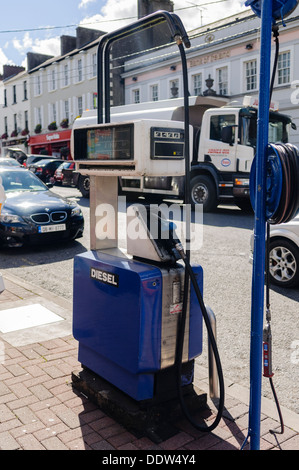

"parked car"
[0,167,84,248]
[28,159,65,184]
[54,161,76,186]
[251,214,299,288]
[24,154,57,168]
[3,147,27,164]
[0,158,22,167]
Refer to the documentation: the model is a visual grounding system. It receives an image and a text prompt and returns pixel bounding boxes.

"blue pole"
[248,0,272,451]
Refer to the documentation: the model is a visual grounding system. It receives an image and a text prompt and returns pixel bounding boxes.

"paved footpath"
[0,272,298,451]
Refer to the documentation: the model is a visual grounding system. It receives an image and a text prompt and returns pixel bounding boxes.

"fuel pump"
[72,11,224,438]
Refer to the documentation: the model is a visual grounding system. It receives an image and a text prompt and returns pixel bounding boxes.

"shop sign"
[189,50,231,67]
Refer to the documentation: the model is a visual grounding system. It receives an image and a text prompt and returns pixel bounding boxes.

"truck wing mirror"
[221,125,234,145]
[291,122,297,130]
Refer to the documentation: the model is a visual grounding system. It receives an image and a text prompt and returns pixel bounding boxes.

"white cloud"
[174,0,248,32]
[79,0,97,9]
[3,0,248,72]
[0,48,12,74]
[79,0,137,32]
[78,0,247,35]
[12,32,60,59]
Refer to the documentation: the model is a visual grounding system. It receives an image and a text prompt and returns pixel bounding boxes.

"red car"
[54,161,76,186]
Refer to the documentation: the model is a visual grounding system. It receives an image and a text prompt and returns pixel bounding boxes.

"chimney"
[60,35,77,56]
[138,0,173,18]
[76,27,105,50]
[27,52,54,71]
[2,65,25,80]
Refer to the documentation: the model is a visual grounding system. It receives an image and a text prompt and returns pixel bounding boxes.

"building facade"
[27,27,103,157]
[0,28,103,157]
[0,65,30,152]
[1,7,299,156]
[123,8,299,147]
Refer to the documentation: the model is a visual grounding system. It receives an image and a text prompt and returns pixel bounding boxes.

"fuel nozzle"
[263,318,274,378]
[167,221,186,260]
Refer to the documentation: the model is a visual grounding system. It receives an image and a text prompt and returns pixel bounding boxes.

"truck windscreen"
[240,111,290,147]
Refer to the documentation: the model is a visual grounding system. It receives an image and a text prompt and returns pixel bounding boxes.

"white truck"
[71,95,295,211]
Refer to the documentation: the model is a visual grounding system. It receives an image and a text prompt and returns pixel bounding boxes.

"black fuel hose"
[173,41,225,432]
[174,241,225,432]
[268,142,299,225]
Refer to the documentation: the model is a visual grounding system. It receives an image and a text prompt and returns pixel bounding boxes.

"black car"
[0,168,84,248]
[54,161,76,186]
[24,154,56,168]
[28,159,65,183]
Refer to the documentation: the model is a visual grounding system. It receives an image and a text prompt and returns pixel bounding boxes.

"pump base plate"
[72,367,208,443]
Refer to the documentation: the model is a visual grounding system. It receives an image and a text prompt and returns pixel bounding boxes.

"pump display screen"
[151,127,185,159]
[74,124,134,161]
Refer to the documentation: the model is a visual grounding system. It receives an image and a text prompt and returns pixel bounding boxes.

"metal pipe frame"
[248,0,272,451]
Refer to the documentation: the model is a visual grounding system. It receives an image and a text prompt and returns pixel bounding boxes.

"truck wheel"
[79,175,90,198]
[190,175,217,212]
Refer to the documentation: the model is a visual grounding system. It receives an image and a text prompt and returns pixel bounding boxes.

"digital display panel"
[150,127,185,159]
[86,125,133,160]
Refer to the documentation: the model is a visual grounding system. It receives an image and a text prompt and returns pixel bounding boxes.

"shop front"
[28,129,72,159]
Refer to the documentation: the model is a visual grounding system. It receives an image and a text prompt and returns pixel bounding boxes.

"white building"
[123,8,299,147]
[27,28,103,157]
[0,65,30,154]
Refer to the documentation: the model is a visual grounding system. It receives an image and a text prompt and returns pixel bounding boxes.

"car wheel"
[190,175,217,212]
[79,175,90,198]
[269,238,299,288]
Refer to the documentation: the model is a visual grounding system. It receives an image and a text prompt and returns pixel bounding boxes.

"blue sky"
[0,0,247,73]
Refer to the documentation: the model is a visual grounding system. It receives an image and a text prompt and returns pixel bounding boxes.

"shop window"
[150,84,159,101]
[64,64,69,87]
[132,89,140,104]
[78,59,83,82]
[217,67,228,95]
[23,81,28,101]
[245,60,257,91]
[92,53,97,77]
[278,51,290,84]
[78,96,83,116]
[192,73,202,95]
[12,85,17,104]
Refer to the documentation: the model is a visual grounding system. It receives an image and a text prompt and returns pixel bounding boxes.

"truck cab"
[190,104,294,211]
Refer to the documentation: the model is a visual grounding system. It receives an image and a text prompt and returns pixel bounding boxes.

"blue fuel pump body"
[73,250,203,401]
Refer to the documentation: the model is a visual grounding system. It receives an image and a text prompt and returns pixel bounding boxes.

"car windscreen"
[0,170,48,193]
[0,159,20,167]
[33,159,57,166]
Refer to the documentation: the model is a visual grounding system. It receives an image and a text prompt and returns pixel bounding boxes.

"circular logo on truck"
[221,158,231,167]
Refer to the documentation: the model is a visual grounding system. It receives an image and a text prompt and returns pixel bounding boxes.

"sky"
[0,0,248,74]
